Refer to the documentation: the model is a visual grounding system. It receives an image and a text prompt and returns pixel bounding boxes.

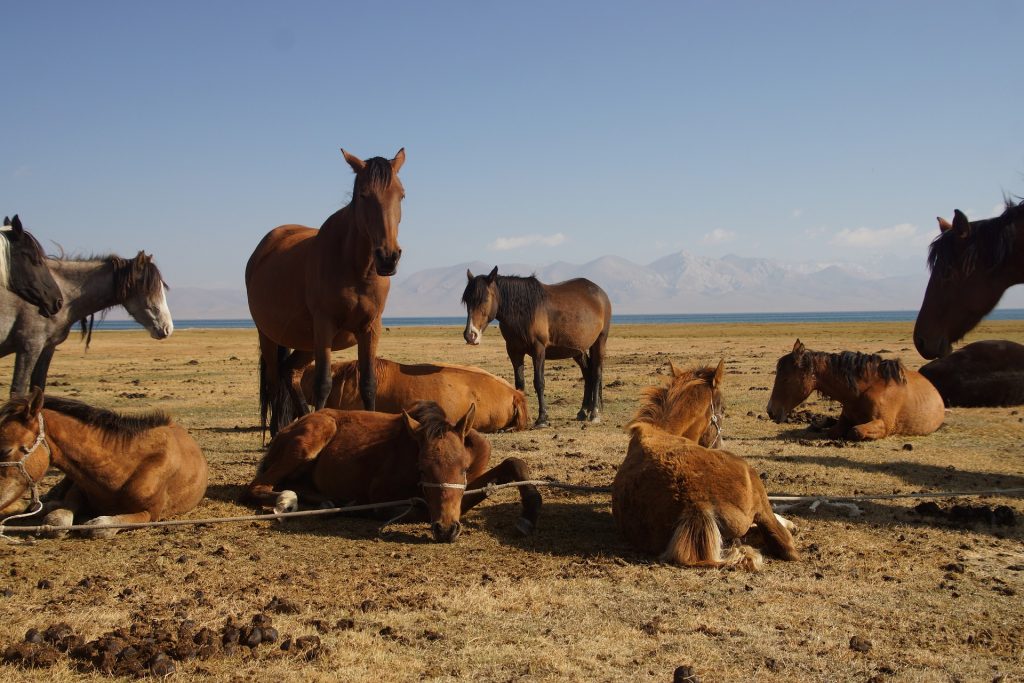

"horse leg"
[751,478,800,561]
[849,419,888,441]
[283,349,315,415]
[41,482,87,539]
[29,346,56,393]
[10,347,43,396]
[243,415,338,514]
[507,344,526,393]
[532,347,548,428]
[356,328,380,411]
[588,333,607,423]
[825,415,853,439]
[83,511,153,539]
[258,332,289,439]
[461,457,542,535]
[573,354,591,421]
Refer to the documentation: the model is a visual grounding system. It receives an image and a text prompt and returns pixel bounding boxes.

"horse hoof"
[589,415,602,424]
[575,410,588,421]
[532,420,549,429]
[274,491,299,516]
[83,517,119,539]
[42,509,74,538]
[514,517,535,536]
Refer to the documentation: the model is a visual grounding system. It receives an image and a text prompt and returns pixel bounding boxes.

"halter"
[0,412,51,536]
[419,481,467,491]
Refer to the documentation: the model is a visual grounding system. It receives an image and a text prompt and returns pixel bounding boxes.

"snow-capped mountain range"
[147,251,1024,319]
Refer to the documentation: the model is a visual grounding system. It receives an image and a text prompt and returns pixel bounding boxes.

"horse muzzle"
[374,248,402,277]
[765,401,785,424]
[913,333,951,360]
[431,520,462,543]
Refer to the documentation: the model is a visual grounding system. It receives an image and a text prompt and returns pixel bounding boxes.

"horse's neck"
[1009,226,1024,284]
[811,356,861,402]
[50,260,119,321]
[41,410,124,480]
[316,207,375,282]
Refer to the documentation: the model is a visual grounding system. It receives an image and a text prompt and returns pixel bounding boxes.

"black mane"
[800,350,906,388]
[407,401,452,440]
[927,198,1022,279]
[461,273,547,334]
[0,395,171,438]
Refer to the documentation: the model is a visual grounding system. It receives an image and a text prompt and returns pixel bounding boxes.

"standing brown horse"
[461,267,611,427]
[613,361,798,570]
[0,389,207,537]
[293,358,530,432]
[767,340,944,440]
[243,401,541,542]
[915,199,1024,359]
[246,148,405,435]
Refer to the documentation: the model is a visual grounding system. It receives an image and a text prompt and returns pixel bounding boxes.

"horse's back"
[919,340,1024,406]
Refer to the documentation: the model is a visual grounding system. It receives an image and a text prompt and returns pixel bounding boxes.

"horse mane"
[0,395,171,438]
[407,400,453,440]
[0,226,49,289]
[354,157,394,196]
[803,350,906,388]
[628,366,715,433]
[927,197,1022,278]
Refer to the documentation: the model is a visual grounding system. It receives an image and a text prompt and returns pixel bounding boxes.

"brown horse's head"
[0,388,50,513]
[2,215,63,317]
[342,148,406,276]
[766,339,815,422]
[461,267,499,345]
[402,401,477,542]
[915,203,1023,359]
[629,360,724,446]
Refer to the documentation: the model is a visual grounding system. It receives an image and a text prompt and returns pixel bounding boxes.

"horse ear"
[340,148,366,174]
[711,359,725,388]
[401,410,421,439]
[391,148,406,173]
[952,209,970,238]
[466,269,474,281]
[792,339,805,355]
[27,387,44,418]
[10,215,23,234]
[454,403,476,439]
[668,361,684,378]
[937,216,952,233]
[487,266,498,283]
[2,216,9,227]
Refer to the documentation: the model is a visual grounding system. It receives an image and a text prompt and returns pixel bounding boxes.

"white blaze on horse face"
[464,321,482,345]
[125,285,174,340]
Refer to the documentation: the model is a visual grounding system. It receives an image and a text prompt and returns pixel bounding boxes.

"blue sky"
[2,2,1022,289]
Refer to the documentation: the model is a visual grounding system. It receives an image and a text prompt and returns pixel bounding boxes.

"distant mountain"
[104,252,1024,319]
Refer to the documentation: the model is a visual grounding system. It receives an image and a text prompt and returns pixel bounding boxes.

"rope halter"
[706,396,724,449]
[0,412,51,537]
[419,480,467,491]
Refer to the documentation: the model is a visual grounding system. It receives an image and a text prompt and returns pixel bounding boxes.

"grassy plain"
[0,319,1022,682]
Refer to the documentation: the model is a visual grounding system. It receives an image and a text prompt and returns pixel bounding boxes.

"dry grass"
[0,319,1022,682]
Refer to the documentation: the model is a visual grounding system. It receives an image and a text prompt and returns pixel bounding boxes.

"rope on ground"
[1,481,1021,537]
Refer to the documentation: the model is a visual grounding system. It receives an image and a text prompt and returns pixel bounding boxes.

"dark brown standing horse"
[1,215,63,318]
[461,267,611,427]
[919,340,1024,407]
[915,199,1024,359]
[246,148,405,436]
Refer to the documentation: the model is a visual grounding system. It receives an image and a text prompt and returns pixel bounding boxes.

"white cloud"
[792,208,803,218]
[701,228,736,244]
[489,232,567,251]
[831,223,924,248]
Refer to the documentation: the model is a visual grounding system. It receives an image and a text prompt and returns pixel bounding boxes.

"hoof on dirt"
[576,410,588,421]
[589,415,602,424]
[83,516,119,539]
[42,509,74,538]
[515,517,535,536]
[274,490,299,516]
[532,420,550,430]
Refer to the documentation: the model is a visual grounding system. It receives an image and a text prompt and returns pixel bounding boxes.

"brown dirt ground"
[0,320,1022,682]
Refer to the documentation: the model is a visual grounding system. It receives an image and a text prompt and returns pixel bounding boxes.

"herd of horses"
[1,149,1022,569]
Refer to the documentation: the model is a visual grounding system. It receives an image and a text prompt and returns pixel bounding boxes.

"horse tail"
[259,346,294,442]
[259,351,270,445]
[511,390,530,431]
[660,506,763,571]
[752,482,800,561]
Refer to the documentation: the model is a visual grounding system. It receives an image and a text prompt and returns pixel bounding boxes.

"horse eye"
[18,445,29,454]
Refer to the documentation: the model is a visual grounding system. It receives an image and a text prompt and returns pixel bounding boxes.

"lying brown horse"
[243,401,541,542]
[292,358,529,432]
[919,340,1024,407]
[767,340,944,440]
[462,267,611,427]
[0,389,207,537]
[613,361,798,570]
[246,148,405,436]
[915,199,1024,359]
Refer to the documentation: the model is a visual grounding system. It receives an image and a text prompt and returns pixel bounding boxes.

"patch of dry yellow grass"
[0,319,1021,681]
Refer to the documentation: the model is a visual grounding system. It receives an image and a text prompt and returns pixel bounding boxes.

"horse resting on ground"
[461,267,611,428]
[242,401,542,543]
[0,388,207,537]
[290,357,529,433]
[1,215,63,319]
[245,148,406,437]
[767,339,944,440]
[915,198,1024,359]
[918,339,1024,407]
[612,361,798,571]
